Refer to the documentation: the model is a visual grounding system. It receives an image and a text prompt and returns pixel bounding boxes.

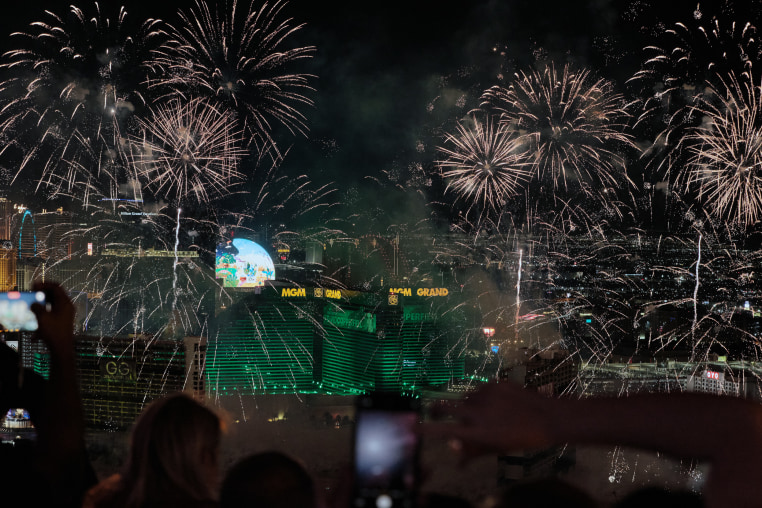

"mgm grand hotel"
[207,282,465,400]
[209,237,466,399]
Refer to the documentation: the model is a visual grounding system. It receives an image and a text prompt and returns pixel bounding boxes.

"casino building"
[208,237,466,397]
[207,284,465,397]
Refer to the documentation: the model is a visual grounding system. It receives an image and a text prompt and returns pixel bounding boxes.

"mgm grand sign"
[388,287,449,297]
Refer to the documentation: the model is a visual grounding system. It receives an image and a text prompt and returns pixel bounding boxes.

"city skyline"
[0,0,759,372]
[2,1,762,501]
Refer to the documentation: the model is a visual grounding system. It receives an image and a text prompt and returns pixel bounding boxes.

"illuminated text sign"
[281,288,306,297]
[100,358,136,382]
[324,308,376,333]
[388,287,449,297]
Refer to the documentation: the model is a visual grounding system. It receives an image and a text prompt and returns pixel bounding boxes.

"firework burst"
[630,7,761,178]
[681,74,762,229]
[128,97,248,205]
[633,13,759,90]
[151,0,315,152]
[0,3,164,204]
[481,64,635,193]
[437,115,531,219]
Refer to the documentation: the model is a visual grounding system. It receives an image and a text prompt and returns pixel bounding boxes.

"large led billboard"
[215,238,275,287]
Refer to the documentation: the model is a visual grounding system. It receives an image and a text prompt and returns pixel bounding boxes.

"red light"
[7,291,20,299]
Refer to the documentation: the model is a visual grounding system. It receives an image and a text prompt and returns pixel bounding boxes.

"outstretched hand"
[423,382,559,460]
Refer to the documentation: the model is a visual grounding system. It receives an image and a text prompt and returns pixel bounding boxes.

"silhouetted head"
[498,477,599,508]
[613,486,704,508]
[220,451,317,508]
[121,393,222,507]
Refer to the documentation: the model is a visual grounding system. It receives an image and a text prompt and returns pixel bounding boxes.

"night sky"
[2,0,762,212]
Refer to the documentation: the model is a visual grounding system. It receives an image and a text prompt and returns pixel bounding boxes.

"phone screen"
[0,291,46,331]
[353,394,420,508]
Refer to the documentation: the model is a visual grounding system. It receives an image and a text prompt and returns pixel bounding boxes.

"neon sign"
[388,287,449,297]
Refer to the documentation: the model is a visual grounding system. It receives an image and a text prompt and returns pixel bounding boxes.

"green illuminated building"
[320,303,380,394]
[208,286,465,397]
[207,292,320,395]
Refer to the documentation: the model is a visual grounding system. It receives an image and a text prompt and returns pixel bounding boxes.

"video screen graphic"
[215,238,276,288]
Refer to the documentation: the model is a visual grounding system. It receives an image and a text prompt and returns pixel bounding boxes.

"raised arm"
[424,381,762,508]
[31,282,96,507]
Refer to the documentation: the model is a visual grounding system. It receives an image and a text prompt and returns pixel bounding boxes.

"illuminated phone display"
[353,393,421,508]
[0,291,46,331]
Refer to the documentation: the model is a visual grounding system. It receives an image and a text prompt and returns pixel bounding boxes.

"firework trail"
[436,115,531,220]
[127,97,248,205]
[151,0,316,153]
[516,247,523,303]
[679,74,762,229]
[515,247,522,344]
[692,233,701,346]
[480,64,635,194]
[172,207,182,313]
[0,3,165,205]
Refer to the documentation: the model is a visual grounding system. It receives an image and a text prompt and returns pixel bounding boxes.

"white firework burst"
[683,74,762,228]
[481,64,635,193]
[437,115,531,217]
[150,0,315,152]
[128,98,247,204]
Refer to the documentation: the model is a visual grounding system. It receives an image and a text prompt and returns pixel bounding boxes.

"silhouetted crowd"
[6,282,762,507]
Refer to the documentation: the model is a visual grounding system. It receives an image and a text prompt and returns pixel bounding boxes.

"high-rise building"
[0,247,16,290]
[34,208,74,261]
[207,285,465,398]
[15,207,36,260]
[0,197,16,290]
[320,302,379,394]
[208,292,320,395]
[73,335,187,429]
[0,197,12,240]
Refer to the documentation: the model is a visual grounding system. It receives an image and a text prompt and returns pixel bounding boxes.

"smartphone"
[0,291,46,332]
[352,392,421,508]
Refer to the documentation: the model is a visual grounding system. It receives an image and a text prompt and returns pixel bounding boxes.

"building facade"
[207,285,466,398]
